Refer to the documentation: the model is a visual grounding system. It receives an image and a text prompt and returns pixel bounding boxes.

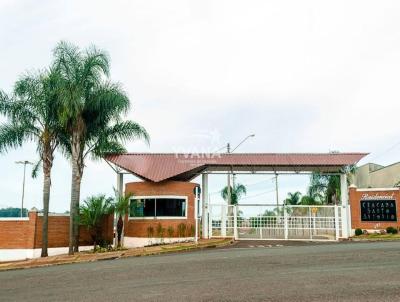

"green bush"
[355,228,363,236]
[156,223,165,238]
[177,223,186,237]
[147,225,154,238]
[186,224,195,237]
[167,226,175,238]
[386,226,398,234]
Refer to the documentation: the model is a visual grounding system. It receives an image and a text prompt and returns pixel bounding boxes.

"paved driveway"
[1,241,400,301]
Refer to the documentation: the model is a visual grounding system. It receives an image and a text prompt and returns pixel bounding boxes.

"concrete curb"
[0,239,234,272]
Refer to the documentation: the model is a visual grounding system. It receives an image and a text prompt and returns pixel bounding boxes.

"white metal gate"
[208,203,341,241]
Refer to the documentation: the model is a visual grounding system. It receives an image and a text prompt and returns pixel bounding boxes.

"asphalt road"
[1,241,400,302]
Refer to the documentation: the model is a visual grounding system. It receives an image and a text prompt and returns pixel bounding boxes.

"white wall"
[124,237,195,248]
[0,246,93,262]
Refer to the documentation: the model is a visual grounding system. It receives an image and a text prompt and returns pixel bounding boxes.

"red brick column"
[27,208,38,249]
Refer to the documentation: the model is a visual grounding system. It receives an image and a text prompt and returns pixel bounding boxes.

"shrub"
[386,226,398,234]
[187,224,195,237]
[156,223,165,238]
[167,226,175,238]
[177,223,186,237]
[355,228,363,236]
[147,225,154,238]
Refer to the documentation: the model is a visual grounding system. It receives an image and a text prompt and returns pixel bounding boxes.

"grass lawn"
[352,233,400,241]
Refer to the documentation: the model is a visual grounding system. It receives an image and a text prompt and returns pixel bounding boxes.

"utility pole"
[275,172,279,211]
[16,160,33,217]
[227,143,231,206]
[224,134,255,205]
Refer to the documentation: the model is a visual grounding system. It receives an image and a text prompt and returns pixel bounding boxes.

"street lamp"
[15,160,33,217]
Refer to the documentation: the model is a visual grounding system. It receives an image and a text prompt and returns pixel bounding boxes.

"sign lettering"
[360,199,397,222]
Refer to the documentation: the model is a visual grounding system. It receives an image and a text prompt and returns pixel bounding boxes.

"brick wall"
[0,211,113,249]
[349,186,400,230]
[124,180,199,237]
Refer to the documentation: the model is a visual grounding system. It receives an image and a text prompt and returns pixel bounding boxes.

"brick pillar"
[27,208,38,249]
[348,185,357,234]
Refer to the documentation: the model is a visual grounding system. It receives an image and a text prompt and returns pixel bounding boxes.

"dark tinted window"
[130,198,156,217]
[156,198,186,217]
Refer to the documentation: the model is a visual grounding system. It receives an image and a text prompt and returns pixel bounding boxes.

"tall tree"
[308,165,356,205]
[113,189,132,248]
[53,41,149,254]
[284,191,302,205]
[0,69,63,257]
[221,183,247,205]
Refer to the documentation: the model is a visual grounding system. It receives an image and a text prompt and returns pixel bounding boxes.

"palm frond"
[221,183,247,205]
[113,187,133,216]
[0,123,35,153]
[31,159,42,179]
[90,140,126,160]
[103,121,150,145]
[79,195,114,229]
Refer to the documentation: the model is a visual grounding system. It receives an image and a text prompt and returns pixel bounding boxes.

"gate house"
[105,152,367,246]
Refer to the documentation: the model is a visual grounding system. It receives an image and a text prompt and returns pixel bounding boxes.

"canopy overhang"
[105,153,368,182]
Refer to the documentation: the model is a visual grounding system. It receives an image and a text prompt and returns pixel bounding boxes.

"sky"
[1,0,400,212]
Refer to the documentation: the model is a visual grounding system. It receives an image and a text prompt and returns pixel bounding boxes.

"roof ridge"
[111,152,369,156]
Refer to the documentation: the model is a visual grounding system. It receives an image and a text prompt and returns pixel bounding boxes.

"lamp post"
[15,160,33,217]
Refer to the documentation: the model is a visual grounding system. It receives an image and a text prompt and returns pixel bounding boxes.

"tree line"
[0,41,149,257]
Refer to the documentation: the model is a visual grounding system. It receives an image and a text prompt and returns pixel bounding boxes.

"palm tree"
[79,195,114,250]
[113,188,132,248]
[0,69,64,257]
[52,41,149,254]
[308,165,356,205]
[284,191,302,205]
[299,195,321,205]
[221,183,247,205]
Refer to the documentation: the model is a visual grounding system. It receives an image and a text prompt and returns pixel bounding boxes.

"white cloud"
[1,0,400,211]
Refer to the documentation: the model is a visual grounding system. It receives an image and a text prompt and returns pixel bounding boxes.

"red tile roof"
[105,153,368,182]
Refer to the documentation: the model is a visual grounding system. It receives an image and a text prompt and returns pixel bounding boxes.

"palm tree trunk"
[41,144,53,258]
[69,133,83,255]
[73,174,82,253]
[41,165,51,257]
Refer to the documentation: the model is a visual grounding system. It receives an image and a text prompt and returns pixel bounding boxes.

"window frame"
[129,195,188,220]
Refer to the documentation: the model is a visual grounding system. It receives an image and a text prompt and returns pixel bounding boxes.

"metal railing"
[209,203,341,241]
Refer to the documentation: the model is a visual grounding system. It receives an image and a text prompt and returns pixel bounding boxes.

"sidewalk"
[0,239,233,271]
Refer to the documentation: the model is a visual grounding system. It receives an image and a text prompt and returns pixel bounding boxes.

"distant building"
[354,162,400,188]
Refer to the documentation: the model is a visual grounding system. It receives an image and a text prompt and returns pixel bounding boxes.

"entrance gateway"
[208,203,340,241]
[105,152,367,244]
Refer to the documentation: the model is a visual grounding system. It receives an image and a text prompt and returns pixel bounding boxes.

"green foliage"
[52,41,150,162]
[52,41,150,253]
[284,192,301,205]
[113,188,132,217]
[167,226,175,238]
[0,207,28,217]
[177,223,187,237]
[221,183,247,205]
[79,195,114,247]
[187,224,195,237]
[386,226,398,234]
[307,165,356,205]
[0,68,66,164]
[112,188,132,247]
[299,195,321,205]
[355,228,363,236]
[147,225,154,238]
[156,223,165,238]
